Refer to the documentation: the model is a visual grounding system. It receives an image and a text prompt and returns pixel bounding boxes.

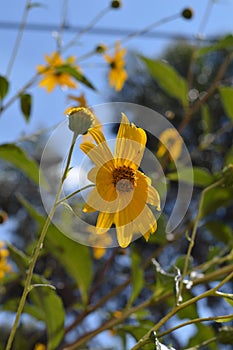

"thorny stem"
[5,133,82,350]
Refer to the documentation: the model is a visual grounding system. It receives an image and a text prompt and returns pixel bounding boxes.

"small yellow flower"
[37,52,78,92]
[34,343,46,350]
[67,92,88,108]
[86,226,112,259]
[80,113,160,248]
[0,242,11,280]
[104,42,128,91]
[157,128,182,162]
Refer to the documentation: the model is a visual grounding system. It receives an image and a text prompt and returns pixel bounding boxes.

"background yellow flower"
[104,42,128,91]
[37,52,78,92]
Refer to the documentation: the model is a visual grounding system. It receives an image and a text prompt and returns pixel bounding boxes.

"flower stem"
[177,178,225,303]
[5,133,79,350]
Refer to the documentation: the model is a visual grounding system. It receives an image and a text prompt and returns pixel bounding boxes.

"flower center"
[112,165,136,192]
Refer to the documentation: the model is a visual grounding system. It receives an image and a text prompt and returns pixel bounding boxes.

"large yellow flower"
[104,42,128,91]
[80,113,160,248]
[37,52,77,92]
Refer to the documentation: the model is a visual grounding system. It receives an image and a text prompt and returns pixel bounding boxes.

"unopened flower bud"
[66,107,95,137]
[111,0,121,9]
[0,211,8,224]
[182,8,193,20]
[95,44,108,54]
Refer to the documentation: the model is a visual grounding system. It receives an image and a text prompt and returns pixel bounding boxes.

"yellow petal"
[116,222,133,248]
[96,212,114,230]
[93,247,106,259]
[115,113,147,167]
[157,128,182,162]
[147,185,161,210]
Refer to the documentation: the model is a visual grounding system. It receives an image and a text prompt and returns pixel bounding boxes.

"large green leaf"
[219,86,233,121]
[57,65,96,90]
[128,248,144,306]
[197,34,233,56]
[29,283,65,350]
[140,56,188,108]
[20,196,93,305]
[167,167,213,187]
[200,186,233,219]
[205,221,233,245]
[0,144,46,186]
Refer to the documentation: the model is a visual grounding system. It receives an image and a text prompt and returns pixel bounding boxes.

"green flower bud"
[111,0,121,9]
[182,8,193,20]
[66,107,95,137]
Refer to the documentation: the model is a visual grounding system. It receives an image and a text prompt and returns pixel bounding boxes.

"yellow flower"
[37,52,77,92]
[34,343,46,350]
[67,92,88,108]
[104,42,128,91]
[80,113,160,248]
[157,128,182,162]
[86,226,112,259]
[0,242,11,280]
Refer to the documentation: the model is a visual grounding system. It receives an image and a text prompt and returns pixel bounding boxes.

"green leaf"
[219,86,233,121]
[197,34,233,56]
[128,248,144,306]
[0,144,46,186]
[167,167,213,187]
[7,243,30,272]
[20,197,93,305]
[200,186,233,218]
[225,145,233,165]
[218,326,233,344]
[0,75,9,100]
[205,221,233,245]
[201,103,212,134]
[140,56,188,107]
[20,93,32,122]
[57,65,96,90]
[29,283,64,350]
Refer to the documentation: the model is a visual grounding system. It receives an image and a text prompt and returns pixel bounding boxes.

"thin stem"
[62,6,110,52]
[177,178,225,303]
[158,313,233,339]
[5,132,78,350]
[185,336,218,350]
[179,52,233,133]
[6,0,31,77]
[130,271,233,350]
[56,184,94,206]
[120,12,181,45]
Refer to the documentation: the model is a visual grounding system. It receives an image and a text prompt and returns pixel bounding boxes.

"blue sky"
[1,0,233,144]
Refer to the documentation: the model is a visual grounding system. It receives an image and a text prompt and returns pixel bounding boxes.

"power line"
[0,20,220,42]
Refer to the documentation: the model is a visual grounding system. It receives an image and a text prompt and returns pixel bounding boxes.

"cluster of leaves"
[0,2,233,350]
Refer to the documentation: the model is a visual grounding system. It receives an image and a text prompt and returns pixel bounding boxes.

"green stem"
[5,133,78,350]
[6,0,31,77]
[56,184,94,206]
[158,313,233,339]
[130,270,233,350]
[177,178,224,304]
